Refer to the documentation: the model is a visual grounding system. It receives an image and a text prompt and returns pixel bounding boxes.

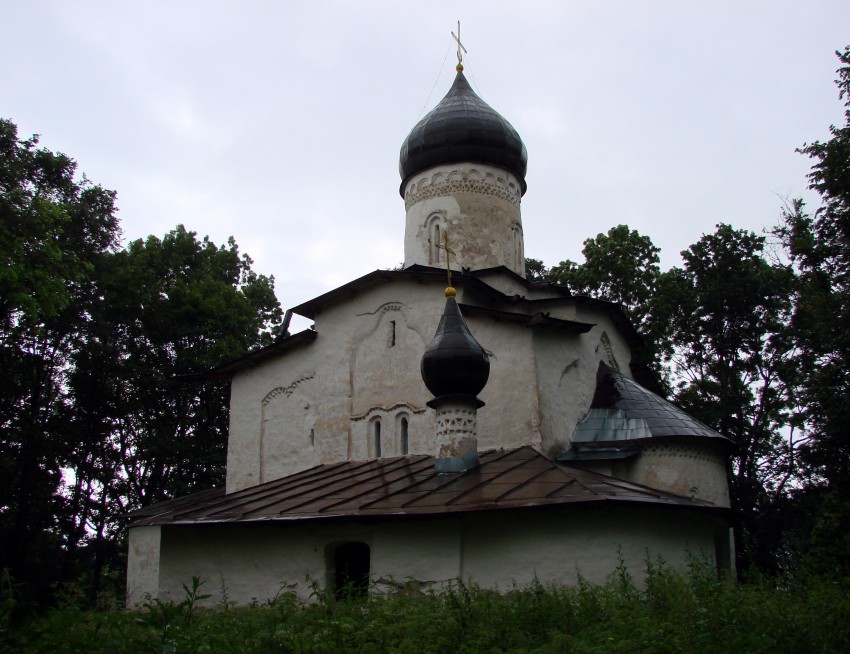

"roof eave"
[178,329,318,381]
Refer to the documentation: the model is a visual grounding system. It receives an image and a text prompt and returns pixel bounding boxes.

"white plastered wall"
[126,525,162,607]
[228,282,441,491]
[465,311,542,451]
[149,506,722,606]
[460,507,721,588]
[623,441,731,508]
[226,274,655,493]
[227,280,567,492]
[226,341,342,492]
[533,307,635,457]
[154,520,461,604]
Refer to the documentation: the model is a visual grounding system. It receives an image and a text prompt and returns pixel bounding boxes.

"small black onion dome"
[421,294,490,398]
[399,70,528,197]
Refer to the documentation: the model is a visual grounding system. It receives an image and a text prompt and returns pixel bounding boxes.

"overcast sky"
[4,1,849,330]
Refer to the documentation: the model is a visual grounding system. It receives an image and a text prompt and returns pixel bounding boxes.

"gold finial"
[451,21,467,72]
[436,229,456,297]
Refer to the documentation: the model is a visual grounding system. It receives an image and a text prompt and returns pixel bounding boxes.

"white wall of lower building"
[126,525,162,607]
[138,506,725,607]
[460,507,719,589]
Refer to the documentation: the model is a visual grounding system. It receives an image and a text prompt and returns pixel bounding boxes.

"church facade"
[126,64,733,606]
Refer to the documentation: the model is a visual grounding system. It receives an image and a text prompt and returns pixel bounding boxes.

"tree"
[549,225,662,335]
[664,224,798,573]
[89,227,283,506]
[1,118,284,604]
[782,47,850,487]
[524,257,550,282]
[0,118,120,601]
[778,47,850,574]
[62,227,283,600]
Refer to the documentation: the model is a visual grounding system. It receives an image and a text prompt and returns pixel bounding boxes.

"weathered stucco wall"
[126,525,162,606]
[459,507,719,589]
[403,163,525,276]
[227,342,338,492]
[464,311,541,452]
[532,309,634,457]
[226,276,657,494]
[145,506,723,606]
[227,283,440,491]
[623,441,731,508]
[227,280,559,491]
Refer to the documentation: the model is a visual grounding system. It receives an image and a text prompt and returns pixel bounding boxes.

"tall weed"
[3,566,849,653]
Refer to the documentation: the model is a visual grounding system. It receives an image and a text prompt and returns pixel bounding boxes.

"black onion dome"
[399,71,528,197]
[421,296,490,398]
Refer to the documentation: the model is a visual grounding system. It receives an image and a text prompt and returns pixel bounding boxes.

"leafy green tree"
[524,257,550,282]
[101,227,282,505]
[534,221,799,573]
[781,47,850,487]
[1,118,284,603]
[665,224,798,572]
[549,225,662,335]
[70,227,283,508]
[0,118,120,600]
[63,227,283,599]
[778,46,850,574]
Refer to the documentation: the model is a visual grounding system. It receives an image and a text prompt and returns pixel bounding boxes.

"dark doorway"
[331,541,370,599]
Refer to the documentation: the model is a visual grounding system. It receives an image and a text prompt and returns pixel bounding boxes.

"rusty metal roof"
[128,447,718,527]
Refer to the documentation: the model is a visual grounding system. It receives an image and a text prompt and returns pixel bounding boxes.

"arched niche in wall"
[350,302,427,417]
[260,373,318,482]
[369,417,382,458]
[397,413,410,455]
[425,212,447,265]
[598,331,620,371]
[349,403,427,460]
[511,222,524,272]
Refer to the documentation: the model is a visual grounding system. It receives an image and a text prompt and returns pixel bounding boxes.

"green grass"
[3,562,849,653]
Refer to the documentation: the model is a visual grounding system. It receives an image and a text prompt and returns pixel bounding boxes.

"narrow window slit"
[401,417,409,455]
[374,420,382,457]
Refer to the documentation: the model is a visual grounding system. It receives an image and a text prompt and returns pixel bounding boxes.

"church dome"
[421,293,490,398]
[399,70,528,196]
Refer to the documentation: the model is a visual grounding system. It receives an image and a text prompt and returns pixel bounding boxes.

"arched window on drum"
[397,414,410,455]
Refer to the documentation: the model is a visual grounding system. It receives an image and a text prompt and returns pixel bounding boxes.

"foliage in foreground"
[0,117,284,604]
[3,564,849,654]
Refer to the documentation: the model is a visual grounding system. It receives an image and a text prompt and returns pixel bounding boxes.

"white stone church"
[126,61,733,606]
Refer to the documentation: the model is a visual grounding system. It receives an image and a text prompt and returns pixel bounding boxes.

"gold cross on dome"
[436,229,456,292]
[451,21,467,71]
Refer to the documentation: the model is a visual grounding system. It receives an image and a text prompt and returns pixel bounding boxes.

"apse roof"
[127,446,720,527]
[570,363,731,445]
[399,71,528,196]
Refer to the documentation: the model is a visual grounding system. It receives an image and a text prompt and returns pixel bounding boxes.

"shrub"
[3,564,849,653]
